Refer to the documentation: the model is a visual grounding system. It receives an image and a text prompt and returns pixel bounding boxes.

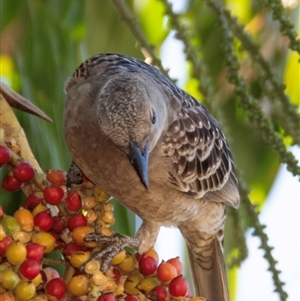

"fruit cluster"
[0,144,205,301]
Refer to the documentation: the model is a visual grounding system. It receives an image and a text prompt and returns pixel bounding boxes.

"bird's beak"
[129,139,150,189]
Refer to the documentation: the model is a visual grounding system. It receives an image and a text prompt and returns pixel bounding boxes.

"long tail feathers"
[188,238,230,301]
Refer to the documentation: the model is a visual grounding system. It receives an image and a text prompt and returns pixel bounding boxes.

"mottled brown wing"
[162,93,239,208]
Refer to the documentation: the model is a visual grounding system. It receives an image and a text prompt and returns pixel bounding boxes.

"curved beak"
[129,139,150,189]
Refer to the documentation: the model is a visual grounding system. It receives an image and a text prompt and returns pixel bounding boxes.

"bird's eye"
[151,109,156,124]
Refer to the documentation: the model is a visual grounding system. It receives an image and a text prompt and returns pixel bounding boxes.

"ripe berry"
[5,241,27,265]
[32,232,55,253]
[13,162,35,182]
[124,296,139,301]
[63,242,83,257]
[144,248,159,263]
[46,278,67,300]
[67,213,87,231]
[43,185,64,205]
[46,169,67,186]
[34,210,53,232]
[71,226,97,247]
[25,243,44,261]
[157,261,177,282]
[2,173,23,191]
[112,267,121,283]
[167,257,183,276]
[147,285,168,301]
[138,254,158,276]
[0,146,11,167]
[118,252,136,273]
[0,236,12,256]
[19,259,41,280]
[13,207,34,232]
[51,216,65,234]
[67,275,89,297]
[65,192,82,212]
[168,275,190,297]
[24,194,42,210]
[97,293,115,301]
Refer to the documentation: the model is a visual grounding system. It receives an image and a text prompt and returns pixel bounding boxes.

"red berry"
[63,242,83,257]
[168,275,189,297]
[97,293,115,301]
[135,252,142,262]
[13,162,35,182]
[124,296,139,301]
[67,214,87,232]
[26,243,44,261]
[46,169,67,186]
[0,146,11,167]
[138,254,157,276]
[19,259,41,280]
[34,211,53,232]
[24,194,42,210]
[43,185,64,205]
[2,173,23,191]
[65,192,82,212]
[157,261,177,282]
[167,257,183,276]
[0,236,12,256]
[147,285,168,301]
[112,267,121,283]
[51,216,65,234]
[46,278,67,300]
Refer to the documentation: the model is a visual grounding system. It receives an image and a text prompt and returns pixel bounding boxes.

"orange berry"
[166,257,183,276]
[71,226,97,247]
[13,207,34,232]
[157,261,177,282]
[144,248,159,263]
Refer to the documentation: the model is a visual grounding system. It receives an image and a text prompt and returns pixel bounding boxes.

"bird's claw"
[80,232,140,273]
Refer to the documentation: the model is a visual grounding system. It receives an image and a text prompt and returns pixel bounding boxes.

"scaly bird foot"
[81,232,141,272]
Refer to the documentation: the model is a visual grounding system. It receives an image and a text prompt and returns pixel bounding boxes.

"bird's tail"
[187,237,230,301]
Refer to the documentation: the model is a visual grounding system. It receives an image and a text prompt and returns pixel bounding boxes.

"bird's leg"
[135,220,161,254]
[81,221,160,272]
[82,232,140,272]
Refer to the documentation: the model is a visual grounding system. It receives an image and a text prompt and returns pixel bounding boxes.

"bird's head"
[97,74,167,189]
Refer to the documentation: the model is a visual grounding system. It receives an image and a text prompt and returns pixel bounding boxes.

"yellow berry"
[118,252,136,272]
[137,277,160,294]
[32,232,55,253]
[84,260,101,275]
[94,187,110,202]
[5,241,26,265]
[69,251,91,269]
[91,270,107,287]
[124,273,142,295]
[67,275,89,297]
[14,280,36,301]
[111,250,126,265]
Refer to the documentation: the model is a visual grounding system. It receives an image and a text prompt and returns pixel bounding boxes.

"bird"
[63,53,240,301]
